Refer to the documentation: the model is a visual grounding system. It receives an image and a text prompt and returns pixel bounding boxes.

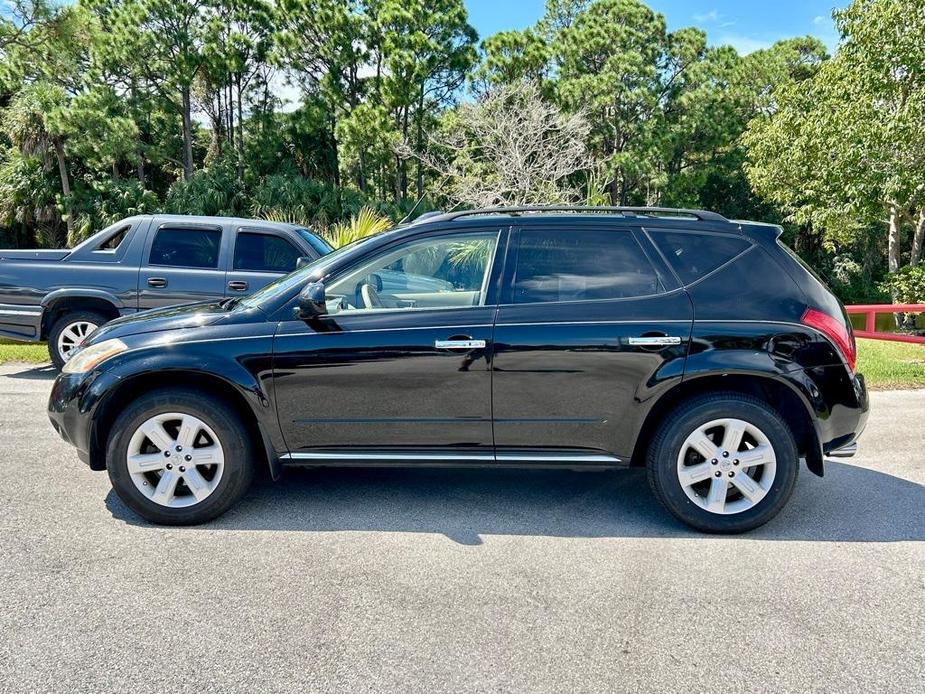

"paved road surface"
[0,363,922,693]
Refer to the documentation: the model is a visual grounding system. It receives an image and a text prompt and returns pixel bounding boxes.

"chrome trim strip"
[277,324,493,337]
[497,452,622,463]
[494,319,691,327]
[0,308,42,316]
[282,451,494,462]
[281,451,623,464]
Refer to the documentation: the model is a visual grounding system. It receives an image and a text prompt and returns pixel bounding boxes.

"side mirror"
[296,281,327,320]
[296,256,313,269]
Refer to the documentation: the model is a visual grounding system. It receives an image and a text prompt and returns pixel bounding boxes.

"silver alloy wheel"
[57,320,99,362]
[126,412,225,508]
[676,417,777,515]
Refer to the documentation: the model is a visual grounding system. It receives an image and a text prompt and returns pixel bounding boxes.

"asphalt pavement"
[0,362,922,693]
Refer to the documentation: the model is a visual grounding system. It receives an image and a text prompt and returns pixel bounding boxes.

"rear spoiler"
[734,221,784,244]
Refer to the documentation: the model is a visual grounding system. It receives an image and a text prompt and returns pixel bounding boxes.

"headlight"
[61,338,128,374]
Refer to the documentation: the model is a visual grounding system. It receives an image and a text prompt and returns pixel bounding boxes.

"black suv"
[48,207,868,533]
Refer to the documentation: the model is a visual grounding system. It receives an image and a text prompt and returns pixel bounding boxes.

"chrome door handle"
[227,280,249,291]
[435,339,487,350]
[147,277,168,288]
[627,336,682,346]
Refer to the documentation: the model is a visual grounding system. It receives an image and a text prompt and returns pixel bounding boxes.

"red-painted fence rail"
[845,304,925,344]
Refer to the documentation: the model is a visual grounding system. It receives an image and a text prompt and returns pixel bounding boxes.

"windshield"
[296,228,334,256]
[238,235,378,311]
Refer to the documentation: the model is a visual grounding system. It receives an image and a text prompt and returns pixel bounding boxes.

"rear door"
[225,228,308,297]
[138,222,227,309]
[491,222,693,462]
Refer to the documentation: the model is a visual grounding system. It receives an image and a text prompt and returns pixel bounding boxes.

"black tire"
[47,310,108,369]
[646,392,799,534]
[106,388,255,525]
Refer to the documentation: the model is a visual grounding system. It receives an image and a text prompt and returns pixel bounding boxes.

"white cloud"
[694,9,720,23]
[812,15,826,25]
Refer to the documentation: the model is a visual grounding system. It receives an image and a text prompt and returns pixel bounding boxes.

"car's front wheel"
[646,393,799,533]
[106,389,255,525]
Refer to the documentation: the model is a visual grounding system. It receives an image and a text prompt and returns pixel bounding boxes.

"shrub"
[164,161,245,217]
[249,174,341,228]
[880,264,925,304]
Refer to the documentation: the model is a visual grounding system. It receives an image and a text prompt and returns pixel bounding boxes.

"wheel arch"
[41,292,122,340]
[631,372,823,476]
[88,369,281,479]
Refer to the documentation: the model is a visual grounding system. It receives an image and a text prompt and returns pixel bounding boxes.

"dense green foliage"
[0,0,920,301]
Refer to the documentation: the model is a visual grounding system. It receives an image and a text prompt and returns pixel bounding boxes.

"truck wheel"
[646,393,799,534]
[48,310,108,369]
[106,388,255,525]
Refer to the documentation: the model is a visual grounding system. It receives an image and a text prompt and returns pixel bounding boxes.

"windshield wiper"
[219,297,242,310]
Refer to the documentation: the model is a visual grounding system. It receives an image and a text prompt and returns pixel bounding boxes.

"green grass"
[856,338,925,390]
[1,336,924,389]
[0,339,48,364]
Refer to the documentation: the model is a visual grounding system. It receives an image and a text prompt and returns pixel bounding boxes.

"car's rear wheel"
[646,393,799,533]
[106,389,255,525]
[48,310,106,369]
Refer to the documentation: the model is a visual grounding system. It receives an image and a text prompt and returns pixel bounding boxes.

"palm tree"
[2,82,73,242]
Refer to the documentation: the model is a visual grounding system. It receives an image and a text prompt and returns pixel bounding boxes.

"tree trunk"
[53,137,73,239]
[330,116,340,188]
[888,201,903,326]
[181,86,194,181]
[112,161,120,182]
[137,155,146,187]
[911,208,925,265]
[236,72,244,180]
[415,83,425,200]
[888,201,901,275]
[226,81,234,152]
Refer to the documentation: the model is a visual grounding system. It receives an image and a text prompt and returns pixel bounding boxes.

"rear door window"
[648,231,751,285]
[149,227,222,268]
[512,228,662,303]
[96,225,130,251]
[234,232,302,273]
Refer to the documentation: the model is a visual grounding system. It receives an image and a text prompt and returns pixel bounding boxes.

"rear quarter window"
[649,231,752,285]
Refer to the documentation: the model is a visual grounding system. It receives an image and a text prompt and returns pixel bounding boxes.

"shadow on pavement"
[5,364,56,380]
[105,460,925,544]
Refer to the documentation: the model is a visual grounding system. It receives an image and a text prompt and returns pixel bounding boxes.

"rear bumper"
[803,366,869,460]
[0,304,42,341]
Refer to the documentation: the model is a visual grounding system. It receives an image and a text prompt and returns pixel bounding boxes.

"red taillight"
[801,307,857,372]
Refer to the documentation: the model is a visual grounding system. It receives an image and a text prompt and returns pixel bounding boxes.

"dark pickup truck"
[0,214,332,367]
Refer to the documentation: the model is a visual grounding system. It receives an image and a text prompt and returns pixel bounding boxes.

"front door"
[273,228,504,460]
[491,224,693,461]
[225,228,309,297]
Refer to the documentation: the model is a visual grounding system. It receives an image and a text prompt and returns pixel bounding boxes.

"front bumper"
[48,371,99,468]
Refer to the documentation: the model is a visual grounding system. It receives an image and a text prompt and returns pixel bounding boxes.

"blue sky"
[465,0,848,54]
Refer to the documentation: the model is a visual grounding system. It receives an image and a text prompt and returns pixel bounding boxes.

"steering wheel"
[361,283,383,309]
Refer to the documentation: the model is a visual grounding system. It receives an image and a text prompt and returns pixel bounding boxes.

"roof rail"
[426,205,727,223]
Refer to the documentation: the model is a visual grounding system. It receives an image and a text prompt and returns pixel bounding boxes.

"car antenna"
[397,175,450,225]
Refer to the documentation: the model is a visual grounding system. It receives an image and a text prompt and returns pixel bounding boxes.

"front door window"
[324,233,498,313]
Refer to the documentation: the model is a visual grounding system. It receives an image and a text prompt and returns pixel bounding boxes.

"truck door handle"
[227,280,249,292]
[435,338,487,350]
[147,277,168,288]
